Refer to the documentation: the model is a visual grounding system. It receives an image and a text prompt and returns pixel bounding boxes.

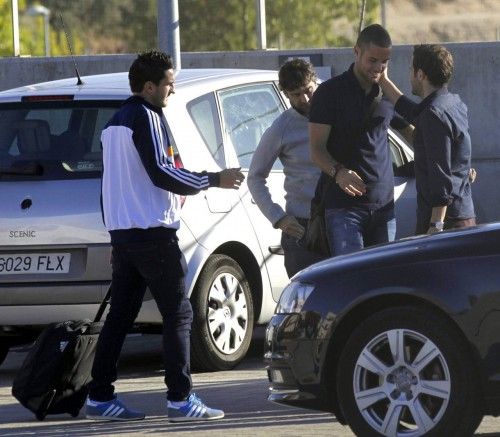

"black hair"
[278,58,317,92]
[356,24,392,49]
[128,50,174,93]
[413,44,453,87]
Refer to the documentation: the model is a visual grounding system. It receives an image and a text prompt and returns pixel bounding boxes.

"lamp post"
[256,0,267,50]
[157,0,181,70]
[26,4,51,57]
[11,0,20,56]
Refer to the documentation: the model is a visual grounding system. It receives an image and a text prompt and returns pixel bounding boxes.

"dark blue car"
[265,224,500,436]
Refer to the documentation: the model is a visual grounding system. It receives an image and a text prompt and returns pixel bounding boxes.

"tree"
[0,0,84,57]
[1,0,382,56]
[178,0,380,51]
[0,0,28,56]
[358,0,367,34]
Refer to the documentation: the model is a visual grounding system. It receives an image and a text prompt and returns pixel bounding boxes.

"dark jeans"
[325,203,396,256]
[282,218,326,278]
[89,238,193,402]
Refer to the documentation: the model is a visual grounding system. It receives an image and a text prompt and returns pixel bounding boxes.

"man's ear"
[142,81,154,94]
[416,69,426,81]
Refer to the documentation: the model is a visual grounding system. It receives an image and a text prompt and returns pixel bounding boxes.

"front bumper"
[264,312,333,413]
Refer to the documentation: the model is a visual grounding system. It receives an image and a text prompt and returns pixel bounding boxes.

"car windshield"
[0,101,120,180]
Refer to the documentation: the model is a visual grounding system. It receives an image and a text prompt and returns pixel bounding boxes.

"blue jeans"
[325,204,396,256]
[89,237,193,402]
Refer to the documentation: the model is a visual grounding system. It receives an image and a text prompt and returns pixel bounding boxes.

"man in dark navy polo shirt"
[309,24,412,256]
[380,44,475,234]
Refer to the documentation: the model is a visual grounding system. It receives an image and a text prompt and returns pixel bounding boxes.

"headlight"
[276,281,315,314]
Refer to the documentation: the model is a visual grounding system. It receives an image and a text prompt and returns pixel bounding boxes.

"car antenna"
[59,14,83,86]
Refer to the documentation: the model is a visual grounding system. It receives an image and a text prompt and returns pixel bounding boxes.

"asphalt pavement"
[1,333,500,436]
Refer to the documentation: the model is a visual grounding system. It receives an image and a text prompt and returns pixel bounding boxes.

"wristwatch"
[330,163,341,179]
[429,221,444,231]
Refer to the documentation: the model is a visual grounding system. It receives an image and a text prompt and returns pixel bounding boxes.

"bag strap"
[362,85,383,130]
[318,176,333,209]
[318,86,383,210]
[93,284,112,323]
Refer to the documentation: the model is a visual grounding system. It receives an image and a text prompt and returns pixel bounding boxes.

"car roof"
[0,68,279,102]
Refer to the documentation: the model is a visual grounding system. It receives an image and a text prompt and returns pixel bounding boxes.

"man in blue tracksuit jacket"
[86,50,244,422]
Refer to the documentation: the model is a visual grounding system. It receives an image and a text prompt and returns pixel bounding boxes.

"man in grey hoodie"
[248,59,324,277]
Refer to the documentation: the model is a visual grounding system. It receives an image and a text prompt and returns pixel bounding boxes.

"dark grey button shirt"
[395,89,475,220]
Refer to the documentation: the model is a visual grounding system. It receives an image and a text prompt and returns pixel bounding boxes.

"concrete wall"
[0,42,499,222]
[1,42,498,159]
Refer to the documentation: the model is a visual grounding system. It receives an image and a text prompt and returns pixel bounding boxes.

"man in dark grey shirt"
[380,44,475,234]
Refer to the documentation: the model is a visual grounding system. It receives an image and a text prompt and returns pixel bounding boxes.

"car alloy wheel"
[206,270,248,355]
[190,254,254,371]
[353,328,450,435]
[337,306,482,437]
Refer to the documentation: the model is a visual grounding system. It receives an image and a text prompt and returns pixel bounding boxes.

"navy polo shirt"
[309,64,407,210]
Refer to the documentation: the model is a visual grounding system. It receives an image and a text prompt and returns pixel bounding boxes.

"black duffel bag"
[12,287,111,420]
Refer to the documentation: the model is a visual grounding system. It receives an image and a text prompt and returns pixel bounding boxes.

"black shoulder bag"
[303,175,332,257]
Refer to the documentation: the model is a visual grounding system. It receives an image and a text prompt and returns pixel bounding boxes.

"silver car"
[0,69,416,370]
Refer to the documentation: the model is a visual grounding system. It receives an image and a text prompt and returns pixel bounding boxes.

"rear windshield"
[0,101,121,180]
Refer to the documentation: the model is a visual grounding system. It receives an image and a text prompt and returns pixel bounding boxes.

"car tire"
[336,306,483,437]
[190,254,254,371]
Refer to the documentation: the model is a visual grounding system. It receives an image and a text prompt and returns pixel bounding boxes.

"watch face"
[431,222,444,230]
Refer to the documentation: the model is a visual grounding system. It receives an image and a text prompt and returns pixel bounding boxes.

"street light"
[26,4,51,57]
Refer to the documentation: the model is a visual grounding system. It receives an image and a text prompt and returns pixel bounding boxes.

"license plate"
[0,253,71,274]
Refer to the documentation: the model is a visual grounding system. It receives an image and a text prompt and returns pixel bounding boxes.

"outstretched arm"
[218,168,245,189]
[379,68,404,105]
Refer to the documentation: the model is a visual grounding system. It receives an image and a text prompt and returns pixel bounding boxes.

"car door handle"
[268,245,284,256]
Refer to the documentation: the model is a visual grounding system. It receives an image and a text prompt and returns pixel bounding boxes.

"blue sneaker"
[167,393,224,422]
[85,396,145,421]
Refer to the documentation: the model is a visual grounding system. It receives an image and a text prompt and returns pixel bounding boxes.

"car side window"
[187,93,225,168]
[218,83,284,169]
[390,137,405,168]
[389,131,415,178]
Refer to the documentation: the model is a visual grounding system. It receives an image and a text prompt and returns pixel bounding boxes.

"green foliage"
[179,0,380,51]
[0,0,81,57]
[42,0,157,54]
[0,0,382,56]
[179,0,257,51]
[0,0,26,56]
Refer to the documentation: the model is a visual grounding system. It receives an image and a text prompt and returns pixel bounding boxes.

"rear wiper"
[0,161,44,176]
